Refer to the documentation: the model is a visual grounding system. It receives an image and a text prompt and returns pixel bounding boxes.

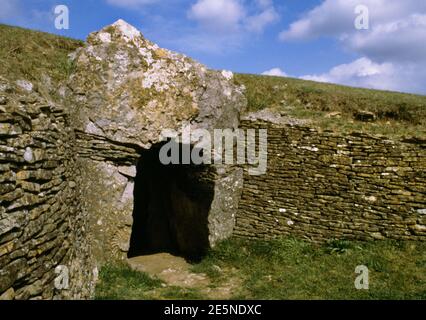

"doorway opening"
[128,142,215,260]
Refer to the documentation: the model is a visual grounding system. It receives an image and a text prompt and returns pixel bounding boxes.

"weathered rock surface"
[69,19,246,149]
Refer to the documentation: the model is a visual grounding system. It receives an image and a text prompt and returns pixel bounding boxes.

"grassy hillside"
[1,23,425,137]
[235,74,426,138]
[0,24,82,84]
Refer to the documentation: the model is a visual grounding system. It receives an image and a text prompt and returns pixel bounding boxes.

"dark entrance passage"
[128,143,215,260]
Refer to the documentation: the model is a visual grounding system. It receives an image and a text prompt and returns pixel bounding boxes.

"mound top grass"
[0,24,82,84]
[235,74,426,138]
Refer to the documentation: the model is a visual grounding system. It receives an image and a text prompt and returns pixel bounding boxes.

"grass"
[95,237,426,300]
[95,263,205,300]
[197,238,426,300]
[235,74,426,138]
[0,24,82,84]
[94,263,164,300]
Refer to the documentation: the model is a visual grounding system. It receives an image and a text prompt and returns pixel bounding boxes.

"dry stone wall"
[0,78,94,300]
[235,115,426,242]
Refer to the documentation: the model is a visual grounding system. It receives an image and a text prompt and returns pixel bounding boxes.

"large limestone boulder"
[69,19,246,148]
[68,20,246,261]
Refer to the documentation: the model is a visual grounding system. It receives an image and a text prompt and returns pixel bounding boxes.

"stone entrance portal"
[128,143,215,259]
[70,20,245,263]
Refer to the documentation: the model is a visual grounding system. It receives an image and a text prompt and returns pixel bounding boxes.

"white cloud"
[105,0,158,10]
[301,58,393,88]
[301,57,426,95]
[262,68,287,77]
[188,0,245,33]
[348,14,426,63]
[188,0,279,34]
[178,0,279,54]
[246,6,279,33]
[279,0,426,94]
[280,0,426,41]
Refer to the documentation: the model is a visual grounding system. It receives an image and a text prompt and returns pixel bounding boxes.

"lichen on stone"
[69,19,246,148]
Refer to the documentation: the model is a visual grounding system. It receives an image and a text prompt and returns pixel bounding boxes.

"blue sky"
[1,0,426,95]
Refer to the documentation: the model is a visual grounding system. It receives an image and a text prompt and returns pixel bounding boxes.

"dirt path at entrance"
[127,253,241,299]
